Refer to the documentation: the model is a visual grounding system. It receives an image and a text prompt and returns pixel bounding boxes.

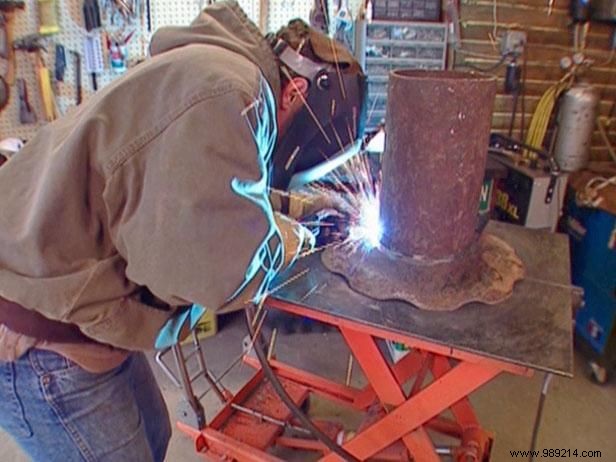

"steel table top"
[269,221,574,377]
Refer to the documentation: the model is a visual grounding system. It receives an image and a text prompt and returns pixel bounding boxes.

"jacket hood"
[149,0,281,101]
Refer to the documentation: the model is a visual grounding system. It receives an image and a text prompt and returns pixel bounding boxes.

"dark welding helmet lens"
[269,28,367,190]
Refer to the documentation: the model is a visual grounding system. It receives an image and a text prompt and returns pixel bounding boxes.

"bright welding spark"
[365,128,385,153]
[284,145,385,260]
[348,194,382,249]
[299,152,383,251]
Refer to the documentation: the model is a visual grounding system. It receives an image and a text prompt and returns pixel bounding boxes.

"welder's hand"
[215,215,316,315]
[274,212,316,267]
[289,192,351,220]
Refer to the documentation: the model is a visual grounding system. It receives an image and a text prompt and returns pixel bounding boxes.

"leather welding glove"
[270,190,351,220]
[155,214,316,347]
[214,212,315,315]
[274,212,316,266]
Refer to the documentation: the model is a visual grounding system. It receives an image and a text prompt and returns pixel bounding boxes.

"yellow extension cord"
[524,72,574,160]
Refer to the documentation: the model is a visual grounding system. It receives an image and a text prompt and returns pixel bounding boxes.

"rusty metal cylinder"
[380,70,497,261]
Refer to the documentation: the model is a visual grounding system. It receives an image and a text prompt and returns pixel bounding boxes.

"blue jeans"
[0,349,171,462]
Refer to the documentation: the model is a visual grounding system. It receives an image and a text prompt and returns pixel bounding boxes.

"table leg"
[320,357,501,461]
[431,355,480,428]
[340,328,438,461]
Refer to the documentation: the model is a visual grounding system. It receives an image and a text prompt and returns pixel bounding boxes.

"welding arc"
[244,307,360,462]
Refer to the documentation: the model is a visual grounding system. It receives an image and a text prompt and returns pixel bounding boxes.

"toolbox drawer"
[371,0,441,21]
[361,21,447,130]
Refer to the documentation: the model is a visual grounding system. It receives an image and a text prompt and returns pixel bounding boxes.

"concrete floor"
[1,312,615,461]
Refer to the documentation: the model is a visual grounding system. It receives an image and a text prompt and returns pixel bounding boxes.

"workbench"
[178,221,574,461]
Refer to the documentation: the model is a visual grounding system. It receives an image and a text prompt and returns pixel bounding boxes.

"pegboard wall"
[1,0,364,140]
[150,0,260,30]
[267,0,311,32]
[149,0,359,42]
[149,0,204,30]
[0,0,149,140]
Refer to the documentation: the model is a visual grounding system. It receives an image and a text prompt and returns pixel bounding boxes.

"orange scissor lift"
[157,223,574,461]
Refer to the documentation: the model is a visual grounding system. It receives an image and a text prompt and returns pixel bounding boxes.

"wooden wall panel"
[454,0,616,161]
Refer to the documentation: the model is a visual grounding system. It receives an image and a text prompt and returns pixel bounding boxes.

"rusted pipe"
[380,70,497,261]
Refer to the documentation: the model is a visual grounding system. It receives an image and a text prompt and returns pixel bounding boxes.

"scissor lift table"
[163,222,574,461]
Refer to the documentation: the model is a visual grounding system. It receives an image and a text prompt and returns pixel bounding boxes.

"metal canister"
[554,83,600,172]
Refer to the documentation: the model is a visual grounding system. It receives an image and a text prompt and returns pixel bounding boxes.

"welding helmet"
[268,27,367,190]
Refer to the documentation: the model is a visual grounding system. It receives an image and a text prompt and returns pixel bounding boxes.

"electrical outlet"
[500,30,527,56]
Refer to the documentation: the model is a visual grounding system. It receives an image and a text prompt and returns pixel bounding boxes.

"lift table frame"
[169,222,574,461]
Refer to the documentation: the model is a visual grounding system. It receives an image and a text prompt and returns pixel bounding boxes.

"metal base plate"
[270,221,574,376]
[322,232,525,311]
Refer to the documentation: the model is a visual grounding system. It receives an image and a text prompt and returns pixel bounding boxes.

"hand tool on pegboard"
[0,16,8,96]
[106,28,134,73]
[83,0,102,31]
[145,0,151,32]
[309,0,329,34]
[333,0,353,50]
[82,0,103,91]
[55,43,65,81]
[17,78,36,124]
[13,34,56,122]
[107,0,138,21]
[37,0,60,35]
[0,1,24,86]
[0,74,8,111]
[83,33,104,91]
[70,50,82,105]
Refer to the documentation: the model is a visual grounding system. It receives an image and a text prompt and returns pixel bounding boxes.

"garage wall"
[0,0,326,140]
[0,0,151,140]
[151,0,322,36]
[8,0,612,158]
[454,0,616,161]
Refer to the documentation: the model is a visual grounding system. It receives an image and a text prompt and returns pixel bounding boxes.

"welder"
[0,1,366,461]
